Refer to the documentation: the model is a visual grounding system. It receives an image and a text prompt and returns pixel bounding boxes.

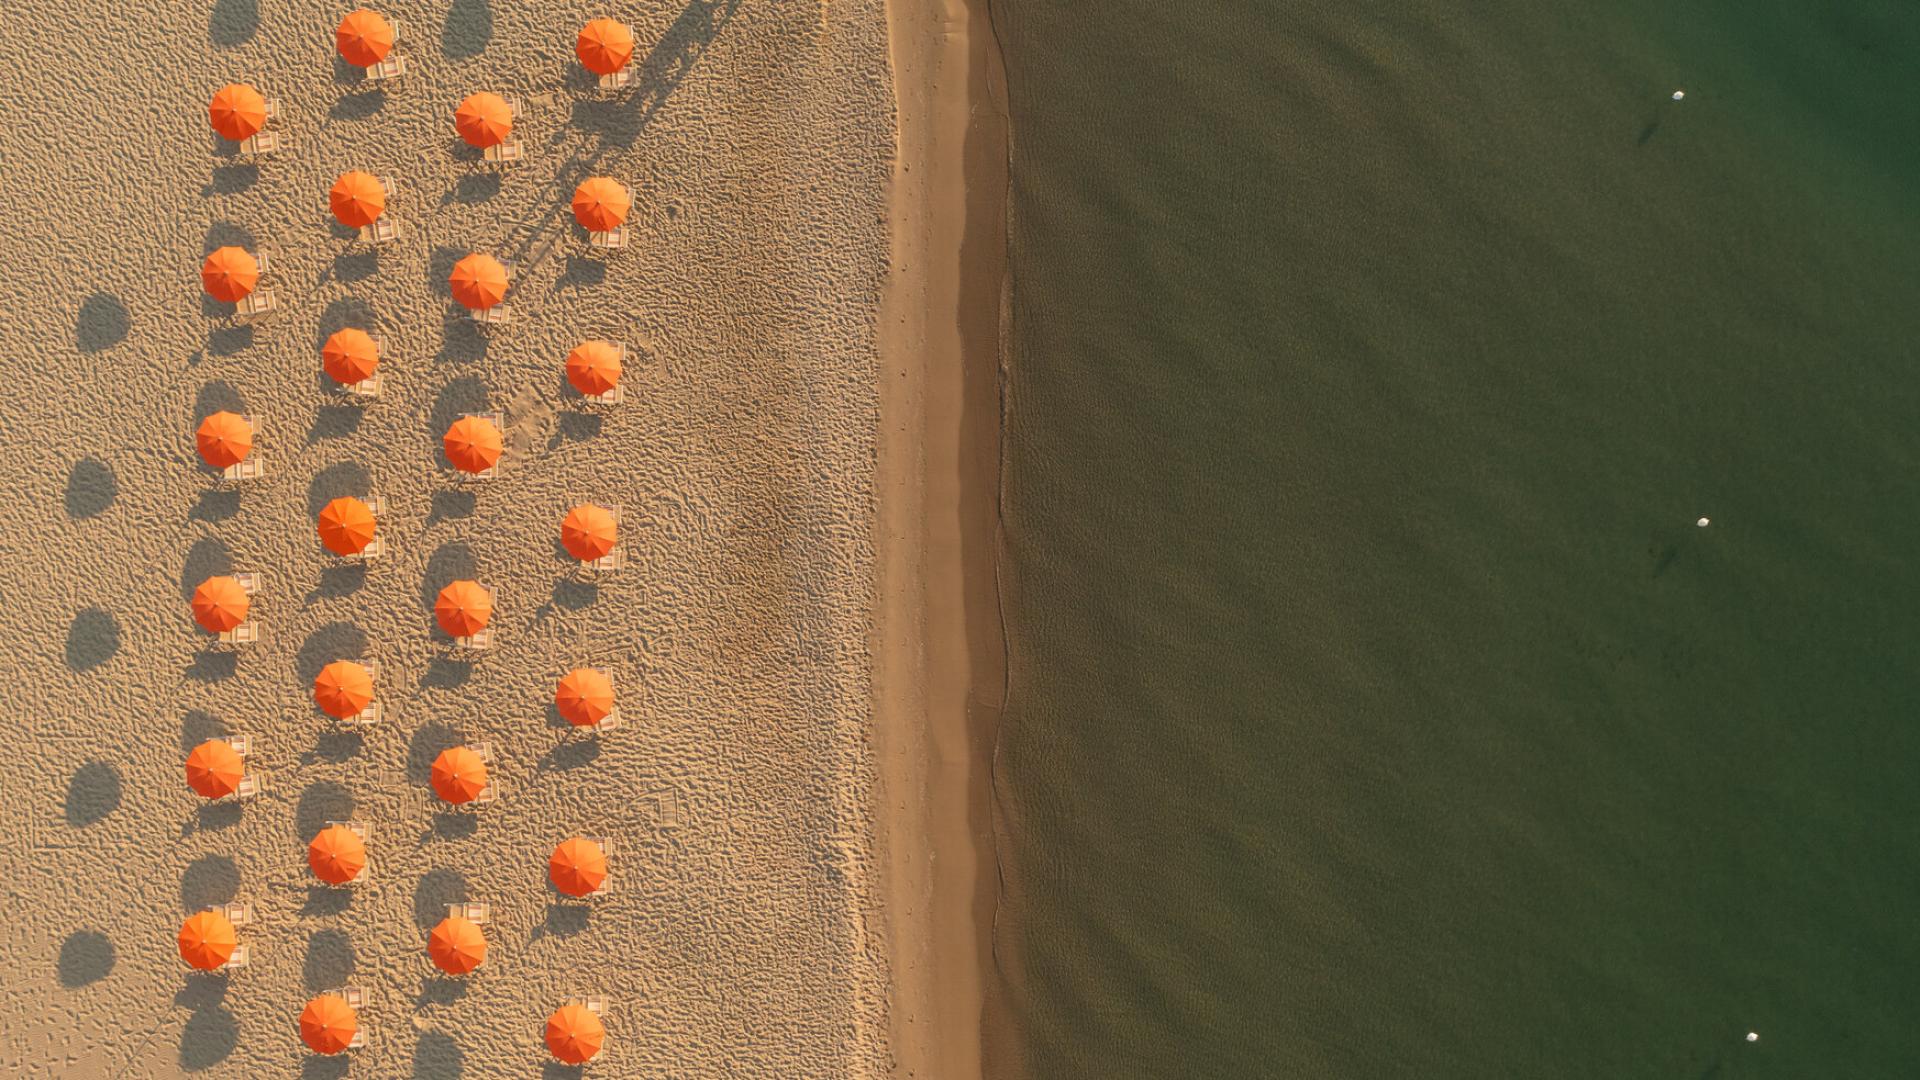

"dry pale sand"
[0,0,917,1075]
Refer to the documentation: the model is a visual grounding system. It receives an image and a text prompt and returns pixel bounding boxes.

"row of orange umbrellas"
[304,661,614,726]
[207,12,632,135]
[177,929,605,1060]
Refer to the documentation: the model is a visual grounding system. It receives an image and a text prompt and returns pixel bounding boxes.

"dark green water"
[988,2,1920,1077]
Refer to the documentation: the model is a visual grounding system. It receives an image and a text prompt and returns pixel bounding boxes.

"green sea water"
[987,2,1920,1077]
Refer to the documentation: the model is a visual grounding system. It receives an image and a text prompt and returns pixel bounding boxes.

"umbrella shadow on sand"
[181,537,234,600]
[302,928,356,991]
[75,293,130,353]
[207,0,256,47]
[411,1029,464,1076]
[296,622,370,688]
[180,854,239,913]
[58,930,115,987]
[64,762,122,827]
[65,608,120,672]
[64,457,118,518]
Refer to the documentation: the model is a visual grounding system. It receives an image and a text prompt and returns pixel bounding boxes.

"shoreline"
[874,0,1011,1077]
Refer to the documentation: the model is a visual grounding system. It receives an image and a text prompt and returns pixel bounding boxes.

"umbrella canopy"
[549,837,608,898]
[565,340,623,397]
[430,746,488,804]
[427,916,486,974]
[300,993,359,1054]
[314,660,374,719]
[434,580,492,637]
[555,668,615,726]
[329,170,386,228]
[185,739,245,799]
[321,328,380,385]
[454,92,513,148]
[179,910,237,970]
[560,504,618,562]
[208,83,268,141]
[335,9,394,67]
[308,825,367,885]
[576,19,635,76]
[191,576,250,633]
[571,177,630,233]
[447,253,508,310]
[546,1003,606,1064]
[201,246,259,303]
[317,497,378,556]
[195,411,253,469]
[442,416,503,474]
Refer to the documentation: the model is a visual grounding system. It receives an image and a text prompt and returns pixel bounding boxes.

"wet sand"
[876,0,1008,1077]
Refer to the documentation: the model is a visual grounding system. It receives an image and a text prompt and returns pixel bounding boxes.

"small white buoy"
[1696,517,1710,527]
[1746,1032,1759,1043]
[1672,90,1686,101]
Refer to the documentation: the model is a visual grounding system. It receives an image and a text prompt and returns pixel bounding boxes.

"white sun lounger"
[217,621,259,646]
[482,138,523,165]
[446,901,489,925]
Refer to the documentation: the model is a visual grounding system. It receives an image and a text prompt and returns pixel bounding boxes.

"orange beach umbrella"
[427,915,486,974]
[560,504,618,562]
[196,411,253,469]
[191,576,250,633]
[179,910,237,970]
[208,83,268,141]
[317,497,378,556]
[329,171,386,228]
[430,746,488,805]
[434,580,492,637]
[571,177,630,233]
[321,328,380,385]
[201,246,259,303]
[335,9,394,67]
[565,340,623,397]
[549,837,608,898]
[576,19,634,76]
[555,668,615,727]
[442,416,503,473]
[447,253,508,310]
[185,739,245,799]
[308,825,366,885]
[300,993,358,1054]
[546,1002,605,1064]
[454,92,513,148]
[314,660,374,719]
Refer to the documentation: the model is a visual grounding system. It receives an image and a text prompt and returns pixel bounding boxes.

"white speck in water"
[1746,1032,1759,1043]
[1673,90,1686,101]
[1696,517,1710,527]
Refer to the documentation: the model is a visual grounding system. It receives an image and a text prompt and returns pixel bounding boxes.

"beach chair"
[586,506,625,571]
[218,943,250,972]
[214,901,255,927]
[263,99,278,123]
[471,781,497,806]
[344,534,385,562]
[225,735,250,757]
[469,741,493,764]
[342,369,383,397]
[233,572,260,595]
[482,137,524,166]
[237,130,282,158]
[220,417,264,480]
[582,993,610,1015]
[469,303,511,326]
[352,660,382,724]
[360,216,398,245]
[447,901,490,925]
[589,225,627,251]
[591,705,622,732]
[339,986,369,1010]
[598,69,631,93]
[217,621,259,646]
[367,52,407,82]
[347,1029,367,1050]
[233,774,260,800]
[236,288,276,317]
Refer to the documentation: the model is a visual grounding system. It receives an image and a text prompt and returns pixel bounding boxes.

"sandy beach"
[0,0,998,1074]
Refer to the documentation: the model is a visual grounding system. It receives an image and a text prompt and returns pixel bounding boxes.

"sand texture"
[0,0,896,1075]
